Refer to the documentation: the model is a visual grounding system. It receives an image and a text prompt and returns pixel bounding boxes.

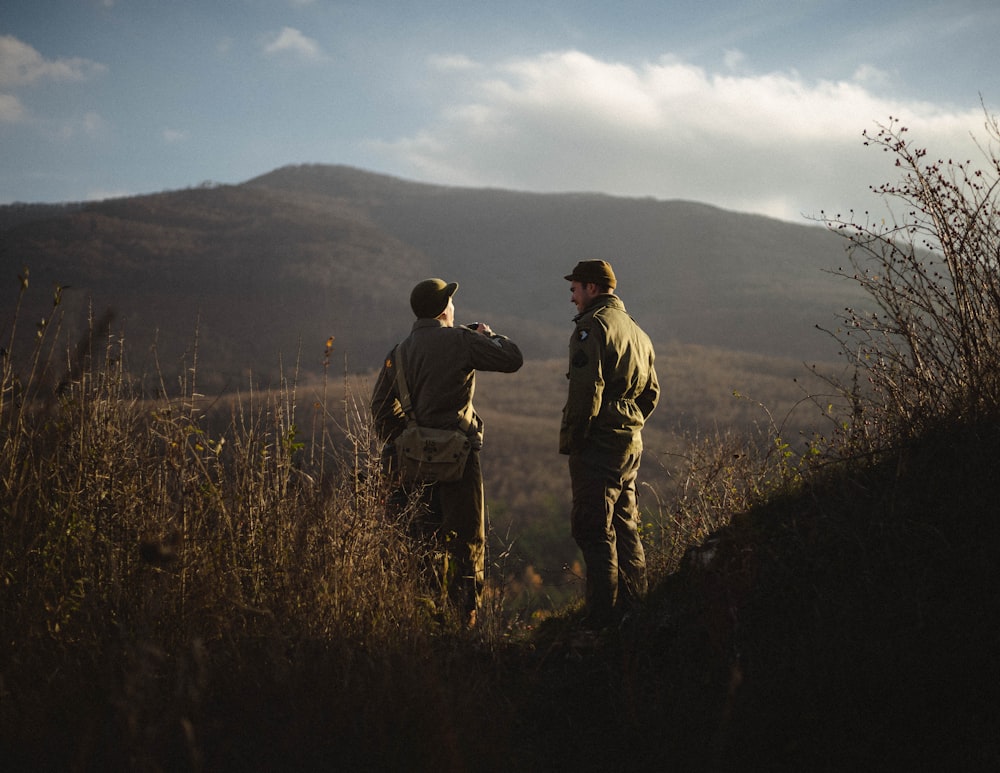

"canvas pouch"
[396,425,471,483]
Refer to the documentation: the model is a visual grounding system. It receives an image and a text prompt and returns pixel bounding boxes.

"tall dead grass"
[0,277,499,768]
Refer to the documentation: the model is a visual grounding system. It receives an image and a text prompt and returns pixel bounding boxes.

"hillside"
[3,369,997,772]
[0,167,858,583]
[492,420,1000,772]
[5,120,998,773]
[248,165,853,362]
[0,165,856,395]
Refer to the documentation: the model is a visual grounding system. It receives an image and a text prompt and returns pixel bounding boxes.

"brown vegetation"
[1,163,857,394]
[4,114,1000,770]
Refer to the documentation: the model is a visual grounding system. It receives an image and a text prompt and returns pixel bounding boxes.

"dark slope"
[3,165,855,387]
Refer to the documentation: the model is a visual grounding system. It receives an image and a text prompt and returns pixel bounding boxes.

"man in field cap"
[564,258,618,290]
[560,260,660,631]
[409,277,459,320]
[371,277,523,627]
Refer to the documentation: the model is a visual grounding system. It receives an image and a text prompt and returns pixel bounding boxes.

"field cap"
[410,278,459,318]
[564,259,617,289]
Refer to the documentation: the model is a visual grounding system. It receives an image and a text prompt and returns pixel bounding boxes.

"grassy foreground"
[1,317,998,773]
[5,114,1000,771]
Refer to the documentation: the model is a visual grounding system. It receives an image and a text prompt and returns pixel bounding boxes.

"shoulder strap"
[393,345,416,424]
[393,341,474,434]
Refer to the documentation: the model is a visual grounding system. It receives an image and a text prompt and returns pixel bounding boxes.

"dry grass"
[0,286,500,768]
[6,115,1000,770]
[1,273,818,768]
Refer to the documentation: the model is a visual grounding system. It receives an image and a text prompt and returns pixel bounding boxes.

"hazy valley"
[1,165,855,577]
[4,161,999,771]
[1,164,856,381]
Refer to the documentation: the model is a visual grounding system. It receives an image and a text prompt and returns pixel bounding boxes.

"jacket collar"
[574,293,623,322]
[411,318,447,331]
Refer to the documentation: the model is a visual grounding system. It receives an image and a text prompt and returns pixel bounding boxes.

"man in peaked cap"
[408,277,459,320]
[561,260,660,631]
[371,278,523,627]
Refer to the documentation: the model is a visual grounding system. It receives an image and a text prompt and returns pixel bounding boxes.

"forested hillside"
[1,165,855,393]
[0,166,856,592]
[4,121,999,772]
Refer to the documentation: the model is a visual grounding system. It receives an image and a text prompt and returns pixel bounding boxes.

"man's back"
[372,317,522,443]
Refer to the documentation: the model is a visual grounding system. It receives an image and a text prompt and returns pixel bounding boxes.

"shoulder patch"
[578,329,589,341]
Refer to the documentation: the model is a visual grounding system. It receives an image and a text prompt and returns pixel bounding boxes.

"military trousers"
[569,450,648,628]
[418,449,485,618]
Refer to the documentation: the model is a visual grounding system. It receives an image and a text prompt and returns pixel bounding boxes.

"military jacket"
[560,294,659,456]
[371,319,523,448]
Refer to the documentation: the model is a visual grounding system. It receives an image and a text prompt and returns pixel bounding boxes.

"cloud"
[376,50,987,222]
[851,64,894,91]
[163,127,190,143]
[81,111,104,137]
[0,34,106,87]
[722,49,745,71]
[263,27,326,63]
[85,187,132,202]
[56,110,107,140]
[428,54,480,73]
[0,92,26,123]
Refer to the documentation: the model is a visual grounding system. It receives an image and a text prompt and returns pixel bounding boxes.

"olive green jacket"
[559,294,659,457]
[371,319,523,449]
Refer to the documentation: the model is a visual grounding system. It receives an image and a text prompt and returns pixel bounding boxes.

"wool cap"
[564,259,617,289]
[410,278,459,319]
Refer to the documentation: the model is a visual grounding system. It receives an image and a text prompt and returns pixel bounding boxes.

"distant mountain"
[0,165,857,389]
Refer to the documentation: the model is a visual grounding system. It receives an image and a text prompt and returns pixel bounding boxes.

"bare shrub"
[820,108,1000,445]
[646,406,819,582]
[648,109,1000,587]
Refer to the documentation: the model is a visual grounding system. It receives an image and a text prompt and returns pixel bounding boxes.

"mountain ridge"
[1,164,856,390]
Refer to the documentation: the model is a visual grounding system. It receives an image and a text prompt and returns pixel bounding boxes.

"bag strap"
[393,345,417,426]
[393,342,473,434]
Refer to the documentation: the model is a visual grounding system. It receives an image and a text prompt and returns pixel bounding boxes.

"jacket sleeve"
[637,358,660,420]
[468,332,524,373]
[559,323,605,455]
[370,348,407,442]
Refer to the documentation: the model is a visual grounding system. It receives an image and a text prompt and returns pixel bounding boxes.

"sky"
[2,0,999,223]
